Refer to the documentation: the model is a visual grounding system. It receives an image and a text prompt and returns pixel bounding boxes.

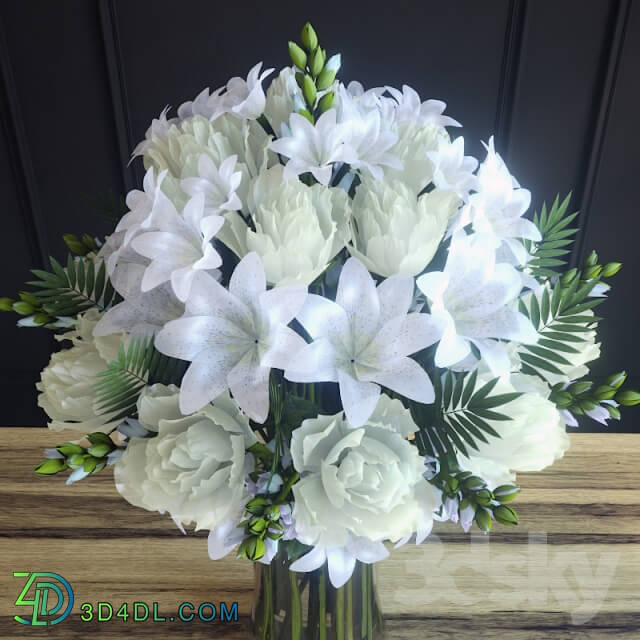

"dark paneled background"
[0,0,638,430]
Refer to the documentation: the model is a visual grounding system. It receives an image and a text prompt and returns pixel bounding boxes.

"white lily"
[457,136,541,265]
[131,193,224,302]
[155,253,307,420]
[181,154,243,213]
[223,62,274,120]
[386,85,461,128]
[427,136,478,201]
[285,257,441,427]
[269,110,356,185]
[416,233,538,375]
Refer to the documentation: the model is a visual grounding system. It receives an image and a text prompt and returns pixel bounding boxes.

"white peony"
[114,385,256,531]
[349,177,459,277]
[457,374,570,488]
[217,164,351,286]
[36,309,125,433]
[290,395,440,549]
[384,121,447,195]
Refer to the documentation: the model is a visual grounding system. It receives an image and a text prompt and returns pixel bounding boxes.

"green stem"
[335,585,345,640]
[275,472,300,503]
[346,577,354,640]
[319,567,327,640]
[290,569,302,639]
[261,564,273,640]
[366,565,373,639]
[361,564,368,639]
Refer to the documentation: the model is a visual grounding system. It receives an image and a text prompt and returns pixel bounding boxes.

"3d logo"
[13,572,74,626]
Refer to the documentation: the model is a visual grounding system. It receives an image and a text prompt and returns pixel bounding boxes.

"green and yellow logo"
[13,572,74,626]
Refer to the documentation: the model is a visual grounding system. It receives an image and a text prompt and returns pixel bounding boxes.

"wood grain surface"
[0,429,638,639]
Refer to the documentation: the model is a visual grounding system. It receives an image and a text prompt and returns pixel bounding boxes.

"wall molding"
[98,0,140,194]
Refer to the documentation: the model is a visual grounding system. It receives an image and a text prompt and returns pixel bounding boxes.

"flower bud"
[248,517,267,535]
[475,488,493,506]
[264,504,281,521]
[494,504,519,526]
[601,262,622,277]
[309,47,324,77]
[57,443,84,457]
[567,381,591,396]
[604,372,626,389]
[593,385,616,401]
[325,54,341,74]
[300,22,318,52]
[81,234,98,252]
[493,485,520,503]
[12,301,34,316]
[561,268,577,285]
[246,497,269,515]
[585,250,598,267]
[584,265,602,280]
[297,108,314,123]
[34,458,67,475]
[19,291,39,306]
[67,453,85,469]
[87,443,112,458]
[302,74,317,107]
[606,404,621,419]
[316,68,336,91]
[33,312,50,325]
[615,390,640,406]
[295,71,305,89]
[318,91,335,113]
[474,507,492,532]
[463,476,484,490]
[0,297,14,312]
[83,456,99,473]
[63,233,87,255]
[288,41,307,70]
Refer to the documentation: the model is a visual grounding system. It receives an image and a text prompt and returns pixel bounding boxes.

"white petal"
[338,370,380,427]
[346,537,389,564]
[179,347,237,414]
[376,275,415,324]
[259,285,308,327]
[369,313,441,361]
[155,316,221,360]
[290,545,327,573]
[229,252,266,308]
[228,351,270,423]
[336,258,380,343]
[296,294,349,339]
[366,357,434,404]
[470,338,511,376]
[326,547,357,588]
[208,518,241,560]
[261,326,308,370]
[285,339,338,383]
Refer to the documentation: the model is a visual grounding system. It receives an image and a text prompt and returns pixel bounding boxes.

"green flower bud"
[601,262,622,277]
[475,488,493,506]
[87,443,112,458]
[246,497,269,515]
[83,456,99,473]
[446,476,460,493]
[264,504,281,521]
[494,504,519,526]
[585,250,598,267]
[604,371,626,389]
[316,68,336,91]
[584,265,602,280]
[33,312,50,325]
[63,233,87,255]
[561,268,578,285]
[88,432,114,446]
[57,443,84,457]
[567,381,592,396]
[0,297,14,312]
[302,74,317,107]
[578,398,597,412]
[67,453,85,469]
[34,458,67,475]
[615,390,640,406]
[318,91,335,113]
[94,461,107,473]
[298,108,314,123]
[12,301,34,316]
[309,47,324,77]
[239,536,266,561]
[295,72,305,89]
[18,291,39,306]
[474,508,492,532]
[553,391,573,408]
[493,485,520,503]
[593,385,616,401]
[463,476,485,490]
[458,497,470,511]
[248,517,267,535]
[81,234,98,251]
[288,41,307,70]
[606,404,621,420]
[300,22,318,53]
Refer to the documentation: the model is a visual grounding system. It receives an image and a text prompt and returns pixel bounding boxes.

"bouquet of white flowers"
[4,21,639,640]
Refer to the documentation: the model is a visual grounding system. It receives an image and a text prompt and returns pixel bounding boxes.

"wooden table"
[0,429,638,639]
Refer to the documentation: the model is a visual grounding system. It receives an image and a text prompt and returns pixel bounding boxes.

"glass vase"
[252,548,386,639]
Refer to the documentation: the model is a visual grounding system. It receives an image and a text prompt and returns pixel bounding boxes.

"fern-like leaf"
[94,337,188,422]
[26,255,119,319]
[414,371,520,458]
[524,193,579,279]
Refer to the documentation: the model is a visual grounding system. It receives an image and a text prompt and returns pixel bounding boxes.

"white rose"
[36,309,125,433]
[114,386,257,531]
[457,375,570,488]
[218,164,351,286]
[348,177,458,276]
[384,121,447,195]
[290,395,439,548]
[264,66,301,136]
